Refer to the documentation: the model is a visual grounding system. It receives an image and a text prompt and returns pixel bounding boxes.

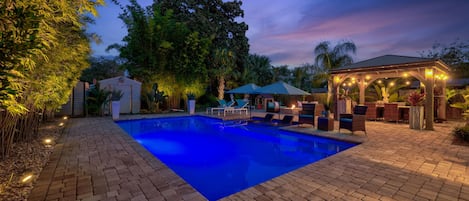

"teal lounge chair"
[233,99,249,115]
[207,99,235,116]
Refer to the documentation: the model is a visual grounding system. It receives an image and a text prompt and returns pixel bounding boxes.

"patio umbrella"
[227,83,260,119]
[227,83,260,94]
[255,81,310,95]
[255,81,310,121]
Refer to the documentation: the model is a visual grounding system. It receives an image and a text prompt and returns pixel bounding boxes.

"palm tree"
[313,40,357,114]
[272,65,291,83]
[314,40,357,71]
[292,66,308,90]
[235,54,273,86]
[213,48,236,100]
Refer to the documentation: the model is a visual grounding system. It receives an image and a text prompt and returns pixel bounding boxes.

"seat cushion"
[299,114,313,118]
[340,118,352,123]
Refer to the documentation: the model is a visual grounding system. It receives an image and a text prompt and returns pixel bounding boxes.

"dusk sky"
[88,0,469,67]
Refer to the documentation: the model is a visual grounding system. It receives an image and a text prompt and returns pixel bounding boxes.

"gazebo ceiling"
[330,55,450,75]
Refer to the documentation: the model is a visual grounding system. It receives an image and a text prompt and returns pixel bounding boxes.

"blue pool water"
[117,116,357,200]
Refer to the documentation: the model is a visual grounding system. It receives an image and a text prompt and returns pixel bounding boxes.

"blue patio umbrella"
[255,81,310,95]
[226,83,260,118]
[227,83,260,94]
[254,81,310,120]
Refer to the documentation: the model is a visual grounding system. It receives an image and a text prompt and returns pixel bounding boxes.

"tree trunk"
[218,76,225,100]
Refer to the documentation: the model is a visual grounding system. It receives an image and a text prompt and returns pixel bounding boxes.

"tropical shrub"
[407,91,425,106]
[453,125,469,142]
[86,86,111,116]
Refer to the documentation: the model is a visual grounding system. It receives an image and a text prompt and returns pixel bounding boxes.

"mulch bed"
[0,118,65,201]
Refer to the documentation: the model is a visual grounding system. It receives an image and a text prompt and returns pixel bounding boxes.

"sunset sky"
[88,0,469,67]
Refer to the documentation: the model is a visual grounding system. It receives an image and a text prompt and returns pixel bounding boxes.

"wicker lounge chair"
[298,103,315,126]
[339,105,368,135]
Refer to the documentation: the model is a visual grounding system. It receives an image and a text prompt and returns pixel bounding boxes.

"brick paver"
[29,116,205,201]
[29,114,468,201]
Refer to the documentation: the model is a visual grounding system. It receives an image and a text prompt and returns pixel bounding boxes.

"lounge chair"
[217,99,235,107]
[249,113,274,124]
[298,103,315,126]
[207,99,235,116]
[339,105,368,135]
[263,113,274,122]
[232,99,249,115]
[279,115,294,125]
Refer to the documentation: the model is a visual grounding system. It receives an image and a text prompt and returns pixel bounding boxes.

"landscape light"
[406,81,410,85]
[63,116,68,120]
[389,82,395,86]
[21,174,33,183]
[377,80,382,84]
[365,75,371,80]
[59,122,64,127]
[44,138,53,148]
[403,73,408,77]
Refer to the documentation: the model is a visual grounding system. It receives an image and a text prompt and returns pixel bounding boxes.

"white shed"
[99,76,141,114]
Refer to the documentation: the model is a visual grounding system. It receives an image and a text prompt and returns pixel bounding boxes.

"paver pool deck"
[29,114,469,201]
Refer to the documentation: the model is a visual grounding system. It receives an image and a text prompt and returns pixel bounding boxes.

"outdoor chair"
[266,101,280,113]
[233,99,249,115]
[279,115,294,125]
[217,99,235,108]
[298,103,315,126]
[207,99,236,115]
[263,113,274,122]
[364,102,378,120]
[383,103,399,122]
[339,105,368,135]
[249,113,274,124]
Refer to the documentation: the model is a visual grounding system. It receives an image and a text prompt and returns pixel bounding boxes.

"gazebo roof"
[330,55,450,74]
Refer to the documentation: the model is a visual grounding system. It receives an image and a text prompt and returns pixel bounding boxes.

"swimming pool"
[117,116,357,200]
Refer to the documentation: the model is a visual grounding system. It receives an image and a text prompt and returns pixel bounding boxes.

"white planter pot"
[409,106,424,130]
[112,101,120,120]
[188,100,196,115]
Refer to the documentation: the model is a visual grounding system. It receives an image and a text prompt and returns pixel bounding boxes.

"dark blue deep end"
[117,116,356,200]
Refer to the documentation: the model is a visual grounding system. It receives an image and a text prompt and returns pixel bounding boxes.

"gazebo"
[329,55,450,130]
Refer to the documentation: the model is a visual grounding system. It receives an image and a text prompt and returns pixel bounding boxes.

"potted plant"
[323,100,334,119]
[407,91,425,129]
[187,93,196,115]
[111,90,123,120]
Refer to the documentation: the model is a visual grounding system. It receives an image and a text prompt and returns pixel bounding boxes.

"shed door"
[119,85,132,113]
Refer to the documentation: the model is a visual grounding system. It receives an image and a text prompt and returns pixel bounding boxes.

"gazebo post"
[329,76,340,120]
[424,68,435,130]
[439,81,447,120]
[333,84,340,120]
[358,75,366,105]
